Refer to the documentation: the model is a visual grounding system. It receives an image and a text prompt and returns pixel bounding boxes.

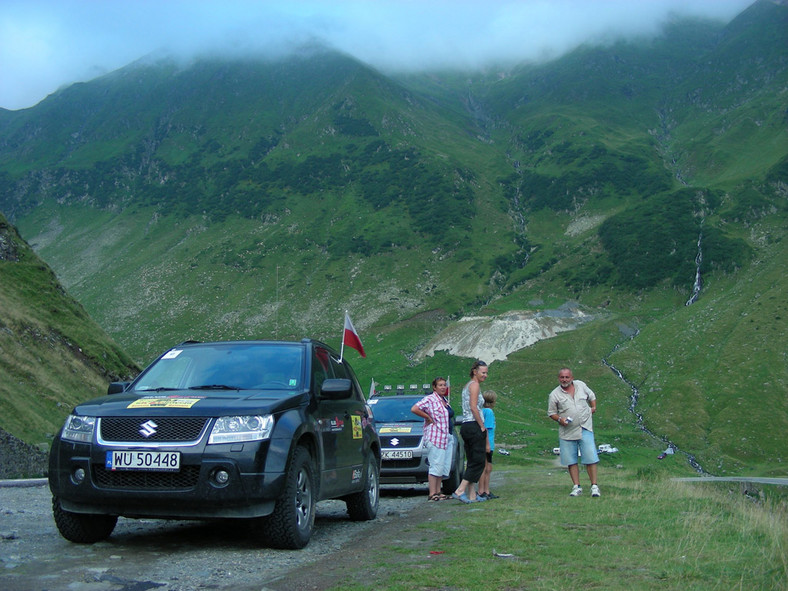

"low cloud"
[0,0,754,110]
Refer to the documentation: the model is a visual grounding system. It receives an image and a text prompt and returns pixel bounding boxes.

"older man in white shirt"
[548,368,601,497]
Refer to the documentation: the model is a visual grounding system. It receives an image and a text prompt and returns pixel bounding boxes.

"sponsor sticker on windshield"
[161,349,183,359]
[128,396,203,409]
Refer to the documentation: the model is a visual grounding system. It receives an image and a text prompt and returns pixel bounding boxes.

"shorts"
[559,428,599,466]
[425,440,451,478]
[485,451,493,463]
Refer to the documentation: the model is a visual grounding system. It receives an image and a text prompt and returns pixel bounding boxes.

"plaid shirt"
[415,392,450,449]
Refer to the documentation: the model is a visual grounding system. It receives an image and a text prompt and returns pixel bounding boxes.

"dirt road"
[0,480,428,591]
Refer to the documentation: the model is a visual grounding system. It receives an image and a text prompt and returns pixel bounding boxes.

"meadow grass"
[342,462,787,590]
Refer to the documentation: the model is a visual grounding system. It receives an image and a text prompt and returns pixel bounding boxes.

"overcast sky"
[0,0,754,111]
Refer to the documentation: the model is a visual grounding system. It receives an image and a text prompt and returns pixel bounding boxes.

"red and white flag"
[341,311,366,359]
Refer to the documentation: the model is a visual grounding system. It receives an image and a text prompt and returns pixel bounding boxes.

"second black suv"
[48,339,380,549]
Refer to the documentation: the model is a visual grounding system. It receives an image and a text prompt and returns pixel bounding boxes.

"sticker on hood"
[128,396,203,409]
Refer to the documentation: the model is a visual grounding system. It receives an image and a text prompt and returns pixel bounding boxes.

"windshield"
[369,397,423,423]
[134,343,305,391]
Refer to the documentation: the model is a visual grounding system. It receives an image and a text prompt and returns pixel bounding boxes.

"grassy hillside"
[0,213,139,450]
[0,1,785,476]
[606,217,787,476]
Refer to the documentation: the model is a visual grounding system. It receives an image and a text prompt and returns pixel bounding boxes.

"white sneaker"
[591,484,601,497]
[569,485,583,497]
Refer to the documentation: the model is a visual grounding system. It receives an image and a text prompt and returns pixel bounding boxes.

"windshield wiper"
[139,387,180,392]
[188,384,241,391]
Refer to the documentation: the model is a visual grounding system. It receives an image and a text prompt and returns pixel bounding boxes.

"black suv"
[48,339,380,549]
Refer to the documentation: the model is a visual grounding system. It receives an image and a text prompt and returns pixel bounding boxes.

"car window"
[368,397,422,422]
[134,351,195,390]
[329,354,365,402]
[344,361,365,403]
[134,343,305,391]
[330,356,348,380]
[312,347,331,393]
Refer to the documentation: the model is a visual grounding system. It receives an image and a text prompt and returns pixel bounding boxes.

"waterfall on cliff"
[685,231,703,306]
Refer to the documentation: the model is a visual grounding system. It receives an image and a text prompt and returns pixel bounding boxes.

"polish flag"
[342,312,366,358]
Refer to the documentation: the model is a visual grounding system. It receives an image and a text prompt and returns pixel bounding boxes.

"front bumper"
[379,449,429,483]
[49,438,285,519]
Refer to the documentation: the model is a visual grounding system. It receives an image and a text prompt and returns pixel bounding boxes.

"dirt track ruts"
[0,480,431,591]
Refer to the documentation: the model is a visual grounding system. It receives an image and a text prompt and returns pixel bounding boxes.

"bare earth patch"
[564,214,606,236]
[264,491,456,591]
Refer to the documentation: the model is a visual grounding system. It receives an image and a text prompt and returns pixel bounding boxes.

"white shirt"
[547,379,596,441]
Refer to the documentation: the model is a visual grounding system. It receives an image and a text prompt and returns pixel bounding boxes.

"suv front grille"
[380,435,422,448]
[93,465,201,489]
[99,417,209,443]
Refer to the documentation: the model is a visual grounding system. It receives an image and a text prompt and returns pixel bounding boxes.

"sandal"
[452,492,471,504]
[436,493,450,500]
[428,494,441,501]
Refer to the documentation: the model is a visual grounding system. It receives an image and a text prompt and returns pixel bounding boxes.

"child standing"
[478,390,498,500]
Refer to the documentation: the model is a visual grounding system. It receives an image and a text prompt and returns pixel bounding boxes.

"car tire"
[345,454,379,521]
[264,445,316,549]
[441,440,464,495]
[52,496,118,543]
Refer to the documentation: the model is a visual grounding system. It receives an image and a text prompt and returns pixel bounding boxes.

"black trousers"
[460,421,486,483]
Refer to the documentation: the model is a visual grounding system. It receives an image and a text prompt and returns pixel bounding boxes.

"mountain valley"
[0,0,785,477]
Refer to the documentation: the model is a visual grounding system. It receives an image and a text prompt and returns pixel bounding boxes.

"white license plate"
[105,450,180,471]
[382,450,413,460]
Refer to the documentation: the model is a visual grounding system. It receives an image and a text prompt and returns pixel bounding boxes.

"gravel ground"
[0,480,430,591]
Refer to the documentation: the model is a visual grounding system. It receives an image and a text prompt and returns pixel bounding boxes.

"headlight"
[208,415,274,444]
[61,415,97,443]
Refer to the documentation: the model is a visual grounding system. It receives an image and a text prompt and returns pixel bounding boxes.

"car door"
[314,349,365,496]
[310,346,345,496]
[328,354,367,487]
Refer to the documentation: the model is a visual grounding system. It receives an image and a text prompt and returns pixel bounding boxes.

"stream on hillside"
[686,230,703,306]
[602,331,707,474]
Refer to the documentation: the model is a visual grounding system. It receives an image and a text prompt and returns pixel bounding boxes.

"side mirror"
[320,378,352,400]
[107,382,130,395]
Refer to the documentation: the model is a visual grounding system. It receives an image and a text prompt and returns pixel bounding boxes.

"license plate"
[106,450,180,471]
[382,450,413,460]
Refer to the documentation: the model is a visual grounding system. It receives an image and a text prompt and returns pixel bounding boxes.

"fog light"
[214,469,230,485]
[72,467,86,484]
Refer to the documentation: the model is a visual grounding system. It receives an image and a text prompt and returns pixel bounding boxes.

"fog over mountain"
[1,0,754,110]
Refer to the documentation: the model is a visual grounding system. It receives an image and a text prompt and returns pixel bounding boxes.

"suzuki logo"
[139,420,158,438]
[390,437,400,446]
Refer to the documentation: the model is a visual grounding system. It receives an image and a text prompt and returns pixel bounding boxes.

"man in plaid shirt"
[411,377,452,501]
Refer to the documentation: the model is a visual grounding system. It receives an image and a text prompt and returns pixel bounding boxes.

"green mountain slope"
[1,48,519,357]
[606,218,787,476]
[0,213,139,472]
[0,1,785,475]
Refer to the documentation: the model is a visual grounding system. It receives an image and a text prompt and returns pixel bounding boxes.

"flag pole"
[339,310,347,363]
